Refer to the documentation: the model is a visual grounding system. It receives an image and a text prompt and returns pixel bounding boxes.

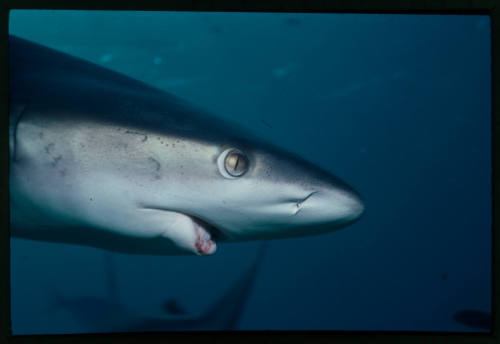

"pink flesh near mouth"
[194,222,217,255]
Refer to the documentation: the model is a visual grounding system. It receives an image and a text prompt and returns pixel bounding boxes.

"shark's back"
[9,35,253,145]
[9,35,166,104]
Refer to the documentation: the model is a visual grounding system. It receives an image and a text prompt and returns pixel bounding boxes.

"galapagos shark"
[49,247,265,332]
[9,35,365,256]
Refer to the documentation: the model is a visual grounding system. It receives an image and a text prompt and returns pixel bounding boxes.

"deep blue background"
[9,11,492,333]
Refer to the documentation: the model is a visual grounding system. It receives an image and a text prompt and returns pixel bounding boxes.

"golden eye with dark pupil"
[224,150,248,177]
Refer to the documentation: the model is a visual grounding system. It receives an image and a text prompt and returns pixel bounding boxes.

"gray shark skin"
[9,35,364,256]
[50,247,265,332]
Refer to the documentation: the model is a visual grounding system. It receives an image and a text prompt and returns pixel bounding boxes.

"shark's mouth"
[190,215,228,242]
[189,214,229,255]
[138,204,228,255]
[193,221,216,255]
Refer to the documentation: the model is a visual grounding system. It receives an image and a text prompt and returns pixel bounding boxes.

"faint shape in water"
[173,43,186,53]
[156,76,203,89]
[283,17,301,26]
[153,56,162,65]
[476,17,489,31]
[453,310,491,331]
[329,70,409,99]
[330,82,364,98]
[46,246,266,331]
[261,119,273,129]
[441,273,447,281]
[99,54,113,63]
[210,24,223,34]
[272,62,296,78]
[162,299,188,316]
[392,70,409,80]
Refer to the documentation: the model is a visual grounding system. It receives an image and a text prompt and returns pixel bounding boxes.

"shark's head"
[10,35,364,256]
[197,143,364,241]
[139,117,365,246]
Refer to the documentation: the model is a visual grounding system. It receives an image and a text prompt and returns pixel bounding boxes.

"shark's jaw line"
[137,190,321,243]
[137,204,228,255]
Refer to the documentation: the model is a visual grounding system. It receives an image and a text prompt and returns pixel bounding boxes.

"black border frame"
[0,1,497,344]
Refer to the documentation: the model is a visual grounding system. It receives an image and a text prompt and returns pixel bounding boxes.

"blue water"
[9,10,492,333]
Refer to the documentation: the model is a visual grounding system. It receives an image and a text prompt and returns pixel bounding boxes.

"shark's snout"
[299,183,365,228]
[336,189,365,224]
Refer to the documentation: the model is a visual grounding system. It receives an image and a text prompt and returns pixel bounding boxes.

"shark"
[9,35,365,256]
[49,246,265,332]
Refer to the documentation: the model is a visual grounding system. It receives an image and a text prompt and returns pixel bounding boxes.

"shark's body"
[9,35,364,255]
[50,247,264,332]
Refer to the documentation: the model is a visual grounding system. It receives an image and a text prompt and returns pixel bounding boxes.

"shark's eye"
[225,150,248,177]
[217,148,249,179]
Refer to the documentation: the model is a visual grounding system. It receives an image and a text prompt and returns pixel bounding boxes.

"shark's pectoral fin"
[138,207,217,256]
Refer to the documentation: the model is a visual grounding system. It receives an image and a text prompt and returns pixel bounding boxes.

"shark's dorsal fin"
[199,243,267,330]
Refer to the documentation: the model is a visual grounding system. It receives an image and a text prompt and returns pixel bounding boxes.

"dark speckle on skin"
[51,155,62,167]
[80,143,85,148]
[59,169,67,177]
[125,129,148,142]
[45,143,55,154]
[148,157,161,172]
[90,197,93,201]
[38,131,44,139]
[148,157,161,180]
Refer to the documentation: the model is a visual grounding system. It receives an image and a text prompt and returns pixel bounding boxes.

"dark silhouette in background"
[48,245,266,332]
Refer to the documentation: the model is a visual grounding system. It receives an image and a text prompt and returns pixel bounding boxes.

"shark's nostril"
[293,202,302,215]
[292,191,317,216]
